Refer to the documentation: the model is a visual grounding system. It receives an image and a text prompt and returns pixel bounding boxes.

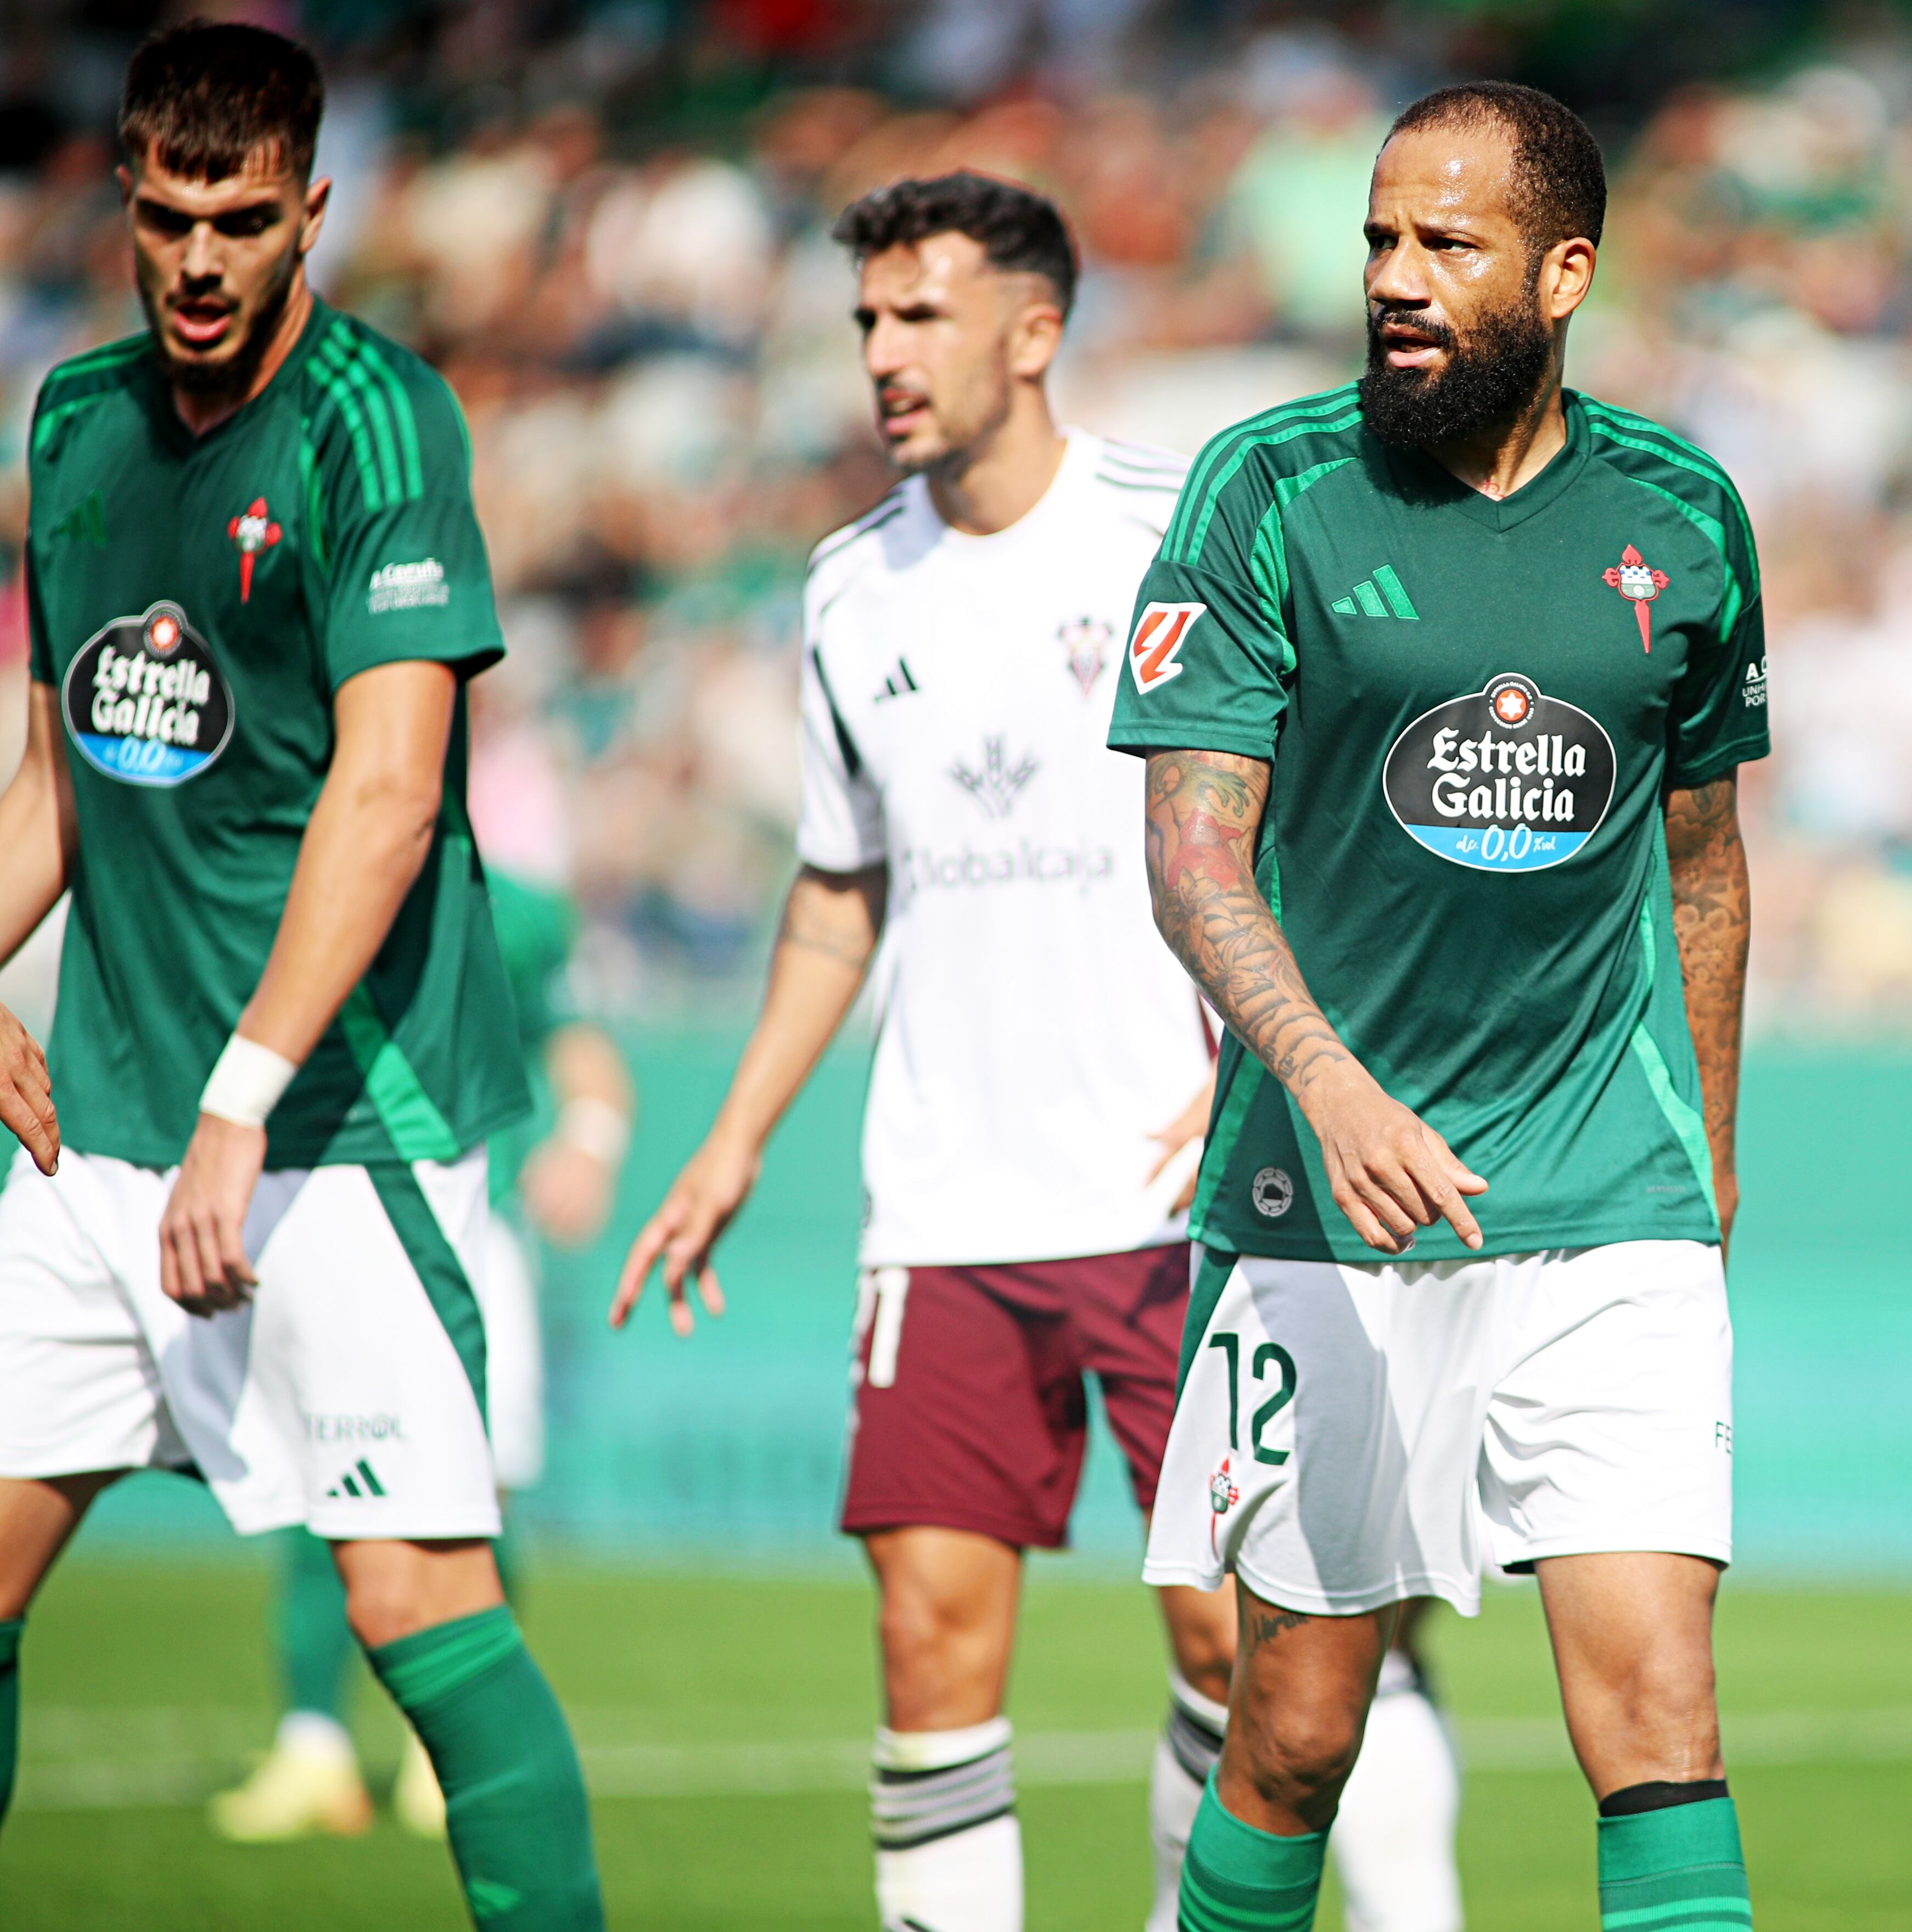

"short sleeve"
[321,368,504,690]
[1665,583,1769,789]
[1106,545,1293,760]
[795,642,884,872]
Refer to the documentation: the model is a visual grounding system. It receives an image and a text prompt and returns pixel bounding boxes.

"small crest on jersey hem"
[1129,602,1205,693]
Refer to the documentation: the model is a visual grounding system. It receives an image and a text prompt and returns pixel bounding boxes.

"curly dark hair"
[832,172,1078,316]
[1387,81,1606,252]
[120,19,324,184]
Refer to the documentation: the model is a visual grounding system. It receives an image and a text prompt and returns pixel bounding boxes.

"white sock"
[872,1718,1023,1932]
[275,1710,356,1766]
[1331,1654,1463,1932]
[1147,1670,1229,1932]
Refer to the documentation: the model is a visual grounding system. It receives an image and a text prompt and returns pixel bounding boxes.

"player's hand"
[1148,1069,1217,1214]
[159,1113,267,1317]
[1297,1062,1487,1255]
[520,1138,618,1249]
[609,1130,753,1335]
[0,1002,58,1177]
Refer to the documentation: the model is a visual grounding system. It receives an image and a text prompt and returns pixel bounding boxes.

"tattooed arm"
[612,862,887,1331]
[1144,748,1485,1254]
[1663,775,1750,1254]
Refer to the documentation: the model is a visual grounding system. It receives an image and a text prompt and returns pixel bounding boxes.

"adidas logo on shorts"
[327,1457,387,1499]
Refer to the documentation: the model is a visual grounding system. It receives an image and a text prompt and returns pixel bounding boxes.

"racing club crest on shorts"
[1209,1454,1240,1555]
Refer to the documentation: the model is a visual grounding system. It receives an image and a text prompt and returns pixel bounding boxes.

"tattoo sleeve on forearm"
[1664,775,1750,1210]
[1143,749,1350,1096]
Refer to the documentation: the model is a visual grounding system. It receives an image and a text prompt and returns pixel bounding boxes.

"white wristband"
[554,1096,631,1167]
[199,1033,300,1128]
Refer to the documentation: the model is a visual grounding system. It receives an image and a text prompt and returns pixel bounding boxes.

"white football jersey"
[797,429,1214,1267]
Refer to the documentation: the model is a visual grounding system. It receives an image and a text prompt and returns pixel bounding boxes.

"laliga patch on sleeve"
[1127,601,1205,693]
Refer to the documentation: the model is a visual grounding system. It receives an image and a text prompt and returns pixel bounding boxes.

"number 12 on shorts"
[1207,1330,1297,1465]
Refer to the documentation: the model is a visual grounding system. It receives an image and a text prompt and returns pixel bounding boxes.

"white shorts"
[1144,1240,1733,1615]
[0,1146,501,1541]
[478,1210,545,1492]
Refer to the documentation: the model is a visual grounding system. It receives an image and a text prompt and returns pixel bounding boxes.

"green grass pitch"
[2,1555,1908,1928]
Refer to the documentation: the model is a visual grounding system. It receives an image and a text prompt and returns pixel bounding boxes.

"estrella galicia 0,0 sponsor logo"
[1383,673,1616,873]
[61,600,235,787]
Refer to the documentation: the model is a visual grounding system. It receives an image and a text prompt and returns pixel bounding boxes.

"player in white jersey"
[612,173,1457,1932]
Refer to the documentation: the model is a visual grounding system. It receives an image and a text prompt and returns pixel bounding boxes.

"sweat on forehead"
[1383,81,1607,252]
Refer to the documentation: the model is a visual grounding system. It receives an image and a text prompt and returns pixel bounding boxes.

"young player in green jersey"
[0,24,603,1927]
[1108,84,1766,1932]
[211,869,633,1844]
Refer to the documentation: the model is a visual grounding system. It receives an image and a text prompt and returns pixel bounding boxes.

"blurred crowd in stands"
[4,1,1912,1031]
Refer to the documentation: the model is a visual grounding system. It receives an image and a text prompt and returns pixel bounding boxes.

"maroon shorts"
[839,1244,1193,1550]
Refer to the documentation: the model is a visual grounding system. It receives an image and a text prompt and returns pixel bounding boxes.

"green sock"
[1,1616,21,1827]
[1179,1774,1326,1931]
[283,1530,354,1721]
[1599,1795,1753,1931]
[367,1605,602,1930]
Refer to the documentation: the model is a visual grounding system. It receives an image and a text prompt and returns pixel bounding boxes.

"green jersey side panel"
[26,301,529,1169]
[1109,389,1769,1262]
[485,870,581,1206]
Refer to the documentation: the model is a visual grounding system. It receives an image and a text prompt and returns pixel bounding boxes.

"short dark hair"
[120,20,324,184]
[832,172,1078,317]
[1387,81,1606,252]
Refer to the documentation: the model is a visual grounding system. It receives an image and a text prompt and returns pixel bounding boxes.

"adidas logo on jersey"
[327,1457,387,1499]
[1330,566,1420,620]
[873,657,919,702]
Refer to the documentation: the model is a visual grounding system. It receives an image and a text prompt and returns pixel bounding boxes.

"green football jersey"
[484,870,581,1208]
[1108,386,1770,1263]
[26,297,528,1170]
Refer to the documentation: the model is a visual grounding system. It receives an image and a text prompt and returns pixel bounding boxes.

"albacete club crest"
[227,496,282,604]
[1602,543,1669,653]
[1057,615,1111,695]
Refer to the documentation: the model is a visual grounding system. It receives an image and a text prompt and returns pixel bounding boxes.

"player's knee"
[878,1577,965,1671]
[1231,1698,1365,1805]
[1164,1603,1236,1704]
[1577,1644,1719,1771]
[343,1570,435,1652]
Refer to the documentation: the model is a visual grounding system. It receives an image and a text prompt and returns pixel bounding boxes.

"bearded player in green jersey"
[1109,85,1767,1932]
[0,24,603,1927]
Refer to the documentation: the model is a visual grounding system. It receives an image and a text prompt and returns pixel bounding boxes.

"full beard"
[1359,283,1555,450]
[143,243,299,406]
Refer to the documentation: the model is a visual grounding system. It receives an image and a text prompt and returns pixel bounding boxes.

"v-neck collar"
[145,294,329,455]
[1387,390,1590,533]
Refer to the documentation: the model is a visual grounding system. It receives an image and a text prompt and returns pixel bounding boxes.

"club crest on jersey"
[1209,1456,1240,1555]
[60,599,236,787]
[1383,673,1617,873]
[1057,615,1111,695]
[1128,602,1204,693]
[1602,544,1668,653]
[226,496,282,603]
